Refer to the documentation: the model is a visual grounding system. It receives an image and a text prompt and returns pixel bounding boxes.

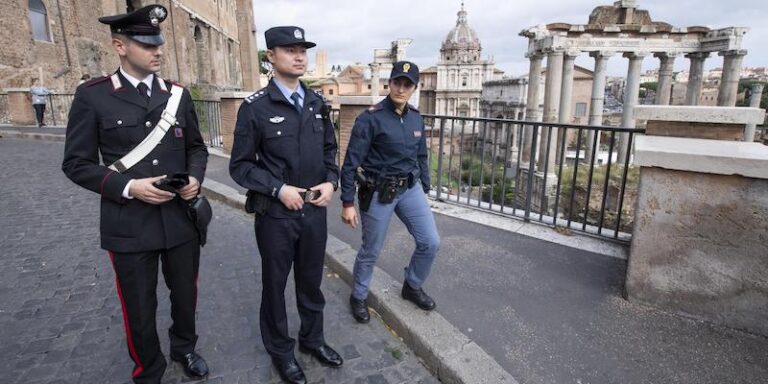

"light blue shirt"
[272,78,304,108]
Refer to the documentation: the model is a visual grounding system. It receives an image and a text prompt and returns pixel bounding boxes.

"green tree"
[258,50,270,75]
[737,79,768,110]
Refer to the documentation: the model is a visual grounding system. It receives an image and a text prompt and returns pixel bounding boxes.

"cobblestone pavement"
[0,138,437,384]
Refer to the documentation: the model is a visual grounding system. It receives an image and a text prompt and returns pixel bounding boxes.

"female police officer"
[340,61,440,323]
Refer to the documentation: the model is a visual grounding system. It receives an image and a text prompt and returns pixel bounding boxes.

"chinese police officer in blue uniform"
[340,61,441,323]
[62,5,209,383]
[229,26,342,384]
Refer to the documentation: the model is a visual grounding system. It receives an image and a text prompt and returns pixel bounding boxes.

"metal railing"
[46,94,75,126]
[193,100,223,148]
[422,114,644,243]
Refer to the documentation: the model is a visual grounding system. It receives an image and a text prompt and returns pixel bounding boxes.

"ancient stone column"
[586,51,614,164]
[685,52,709,105]
[556,50,578,165]
[618,52,646,164]
[717,50,748,107]
[745,83,764,141]
[369,63,381,104]
[537,48,564,172]
[521,51,543,163]
[654,52,677,105]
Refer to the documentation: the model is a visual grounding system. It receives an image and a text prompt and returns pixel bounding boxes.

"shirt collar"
[272,78,305,103]
[119,67,154,94]
[383,96,408,117]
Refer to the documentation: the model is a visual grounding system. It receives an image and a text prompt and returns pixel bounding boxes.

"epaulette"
[244,88,268,104]
[313,89,328,102]
[82,76,110,87]
[366,104,384,113]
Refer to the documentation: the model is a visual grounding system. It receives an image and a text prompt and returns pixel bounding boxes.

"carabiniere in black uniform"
[61,4,208,383]
[229,79,339,359]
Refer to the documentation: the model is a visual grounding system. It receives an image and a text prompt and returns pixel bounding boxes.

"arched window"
[29,0,52,42]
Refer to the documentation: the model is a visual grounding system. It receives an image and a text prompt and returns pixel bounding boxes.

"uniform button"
[152,159,159,166]
[309,107,313,111]
[117,120,123,125]
[277,131,282,135]
[145,121,152,127]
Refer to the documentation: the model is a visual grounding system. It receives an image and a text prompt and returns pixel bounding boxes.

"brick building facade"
[0,0,259,96]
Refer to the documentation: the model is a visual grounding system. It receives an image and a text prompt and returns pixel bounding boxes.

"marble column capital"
[525,51,544,60]
[685,52,710,60]
[589,50,616,59]
[623,51,649,60]
[564,50,580,59]
[653,52,680,60]
[718,49,748,57]
[542,47,566,56]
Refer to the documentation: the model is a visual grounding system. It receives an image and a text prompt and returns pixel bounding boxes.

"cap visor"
[391,74,417,84]
[130,34,165,46]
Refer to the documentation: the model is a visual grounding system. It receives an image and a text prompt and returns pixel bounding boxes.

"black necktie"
[290,92,302,114]
[137,82,150,104]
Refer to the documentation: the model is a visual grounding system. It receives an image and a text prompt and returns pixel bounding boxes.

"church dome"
[442,3,481,51]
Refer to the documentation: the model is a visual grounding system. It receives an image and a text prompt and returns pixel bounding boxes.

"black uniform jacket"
[62,71,208,253]
[229,79,339,218]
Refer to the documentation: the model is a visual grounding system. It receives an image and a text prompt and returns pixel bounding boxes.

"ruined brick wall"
[0,0,256,98]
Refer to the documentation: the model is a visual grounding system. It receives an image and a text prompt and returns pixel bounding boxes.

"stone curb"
[200,180,518,384]
[0,130,65,142]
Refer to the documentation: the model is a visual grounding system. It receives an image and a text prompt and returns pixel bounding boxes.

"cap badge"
[294,29,303,39]
[150,7,166,26]
[403,63,411,73]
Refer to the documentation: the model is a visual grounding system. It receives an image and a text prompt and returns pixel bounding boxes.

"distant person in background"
[30,78,53,127]
[78,73,92,86]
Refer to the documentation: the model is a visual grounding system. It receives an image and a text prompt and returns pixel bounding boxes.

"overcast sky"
[252,0,767,78]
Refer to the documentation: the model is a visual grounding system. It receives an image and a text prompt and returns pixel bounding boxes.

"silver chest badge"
[269,116,285,123]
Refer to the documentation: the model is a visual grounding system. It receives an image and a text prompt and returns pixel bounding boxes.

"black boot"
[349,295,370,323]
[401,282,436,311]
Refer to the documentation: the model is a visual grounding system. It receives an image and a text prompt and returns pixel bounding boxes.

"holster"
[355,169,375,212]
[187,196,213,247]
[245,190,272,217]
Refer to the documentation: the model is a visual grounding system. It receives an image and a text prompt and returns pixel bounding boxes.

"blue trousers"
[352,184,440,300]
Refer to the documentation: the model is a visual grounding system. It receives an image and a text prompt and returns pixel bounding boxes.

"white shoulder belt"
[108,84,184,173]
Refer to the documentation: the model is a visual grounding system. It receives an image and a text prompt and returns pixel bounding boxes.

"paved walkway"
[0,137,436,384]
[3,127,768,384]
[200,149,768,384]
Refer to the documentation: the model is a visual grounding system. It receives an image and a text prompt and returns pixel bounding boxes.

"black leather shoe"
[273,358,306,384]
[171,351,209,379]
[401,282,436,311]
[349,295,370,323]
[299,343,344,367]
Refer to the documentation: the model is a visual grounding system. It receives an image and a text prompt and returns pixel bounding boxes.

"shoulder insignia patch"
[82,76,110,88]
[245,88,268,104]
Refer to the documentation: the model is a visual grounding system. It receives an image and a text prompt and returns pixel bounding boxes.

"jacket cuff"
[342,201,355,208]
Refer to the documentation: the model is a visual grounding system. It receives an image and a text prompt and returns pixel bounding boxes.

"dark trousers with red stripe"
[255,211,327,362]
[109,239,200,384]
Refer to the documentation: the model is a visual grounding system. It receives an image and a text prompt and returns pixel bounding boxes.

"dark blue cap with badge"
[98,4,167,46]
[265,26,316,49]
[390,61,419,85]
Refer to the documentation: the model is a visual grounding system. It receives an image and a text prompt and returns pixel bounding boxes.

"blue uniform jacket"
[229,79,339,218]
[340,96,429,204]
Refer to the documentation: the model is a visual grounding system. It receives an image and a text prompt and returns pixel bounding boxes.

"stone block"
[628,167,768,336]
[7,90,36,126]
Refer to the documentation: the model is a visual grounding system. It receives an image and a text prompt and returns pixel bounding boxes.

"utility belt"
[244,189,319,217]
[356,168,417,212]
